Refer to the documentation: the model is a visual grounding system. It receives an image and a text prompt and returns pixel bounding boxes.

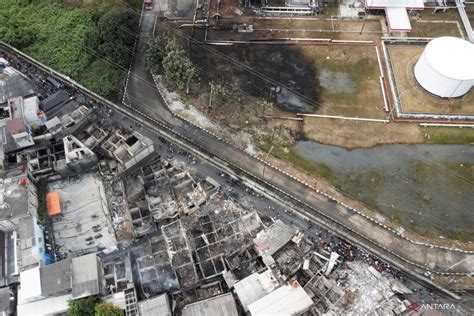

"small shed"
[46,192,61,216]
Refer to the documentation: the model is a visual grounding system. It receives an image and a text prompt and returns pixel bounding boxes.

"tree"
[144,34,166,74]
[95,302,124,316]
[0,17,35,49]
[208,81,230,108]
[90,7,139,67]
[68,297,98,316]
[77,59,124,97]
[162,39,195,90]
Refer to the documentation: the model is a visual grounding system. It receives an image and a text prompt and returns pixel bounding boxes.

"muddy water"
[318,69,355,94]
[293,141,474,240]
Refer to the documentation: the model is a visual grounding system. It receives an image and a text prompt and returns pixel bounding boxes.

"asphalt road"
[124,7,474,277]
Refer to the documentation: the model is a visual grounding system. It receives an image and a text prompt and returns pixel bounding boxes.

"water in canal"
[293,141,474,240]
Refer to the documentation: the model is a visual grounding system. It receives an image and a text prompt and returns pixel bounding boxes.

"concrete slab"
[49,174,117,256]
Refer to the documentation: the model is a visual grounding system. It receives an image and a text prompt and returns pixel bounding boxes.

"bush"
[0,2,139,99]
[77,59,125,97]
[144,34,167,74]
[68,297,98,316]
[95,302,124,316]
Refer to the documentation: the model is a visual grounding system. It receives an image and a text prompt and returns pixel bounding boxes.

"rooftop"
[138,294,172,316]
[423,36,474,80]
[248,282,314,316]
[233,270,278,312]
[17,293,71,316]
[364,0,424,9]
[0,174,36,221]
[49,174,117,256]
[254,219,295,259]
[18,267,42,304]
[72,253,102,299]
[19,215,44,270]
[0,66,34,104]
[18,257,72,303]
[182,293,239,316]
[40,257,72,296]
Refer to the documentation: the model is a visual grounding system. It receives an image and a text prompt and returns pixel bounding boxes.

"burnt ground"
[189,39,322,113]
[156,24,385,142]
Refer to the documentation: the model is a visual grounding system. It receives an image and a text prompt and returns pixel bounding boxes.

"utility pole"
[208,84,213,109]
[262,145,274,177]
[360,0,374,35]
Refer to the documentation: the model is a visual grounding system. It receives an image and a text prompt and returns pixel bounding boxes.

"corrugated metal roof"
[254,220,295,257]
[248,282,313,316]
[40,258,72,296]
[182,293,238,316]
[17,293,71,315]
[234,273,267,312]
[139,294,171,316]
[72,253,101,298]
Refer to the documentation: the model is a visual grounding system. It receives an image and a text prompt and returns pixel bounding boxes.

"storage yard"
[388,44,474,114]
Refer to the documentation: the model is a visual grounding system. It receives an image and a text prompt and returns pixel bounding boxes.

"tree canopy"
[68,297,98,316]
[95,302,124,316]
[145,35,196,90]
[88,7,139,68]
[0,1,139,99]
[144,34,166,74]
[67,298,124,316]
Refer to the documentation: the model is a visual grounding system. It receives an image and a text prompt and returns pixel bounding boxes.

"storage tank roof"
[424,37,474,81]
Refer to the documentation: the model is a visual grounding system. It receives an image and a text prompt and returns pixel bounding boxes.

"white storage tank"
[414,37,474,98]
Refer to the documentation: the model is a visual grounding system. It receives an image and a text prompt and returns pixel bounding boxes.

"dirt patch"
[187,37,385,117]
[207,17,382,41]
[302,117,423,148]
[409,20,463,38]
[388,45,474,115]
[300,45,385,118]
[414,9,462,23]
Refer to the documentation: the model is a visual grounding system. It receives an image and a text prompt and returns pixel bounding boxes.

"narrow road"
[125,6,474,277]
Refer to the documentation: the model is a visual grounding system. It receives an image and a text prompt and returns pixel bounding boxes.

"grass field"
[409,20,462,38]
[422,127,474,144]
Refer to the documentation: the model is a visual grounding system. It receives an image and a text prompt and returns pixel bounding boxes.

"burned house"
[253,219,296,267]
[101,130,154,173]
[131,234,180,297]
[124,156,219,237]
[102,250,134,295]
[22,134,97,182]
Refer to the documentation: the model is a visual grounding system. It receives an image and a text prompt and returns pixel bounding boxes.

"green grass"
[0,1,139,100]
[258,138,336,184]
[422,127,474,144]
